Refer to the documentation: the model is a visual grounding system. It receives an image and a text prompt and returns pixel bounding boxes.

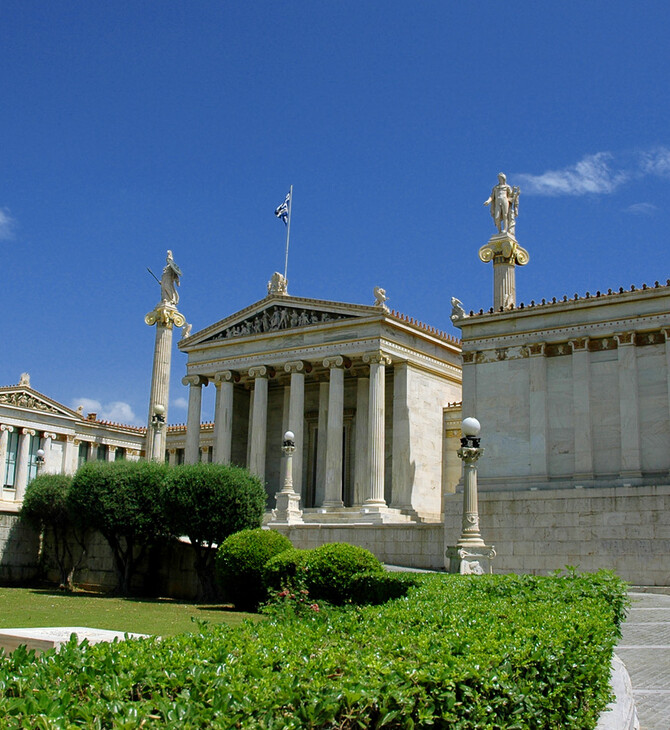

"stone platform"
[0,626,148,654]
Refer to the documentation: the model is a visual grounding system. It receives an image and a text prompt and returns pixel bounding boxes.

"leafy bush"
[162,463,266,599]
[262,547,308,593]
[348,570,417,605]
[215,528,292,610]
[69,461,169,595]
[303,542,384,604]
[0,571,628,728]
[20,474,87,590]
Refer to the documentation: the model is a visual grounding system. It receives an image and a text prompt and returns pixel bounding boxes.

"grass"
[0,586,259,636]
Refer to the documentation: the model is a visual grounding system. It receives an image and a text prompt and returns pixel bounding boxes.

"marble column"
[391,361,411,509]
[88,442,98,463]
[63,435,77,475]
[200,445,211,463]
[528,343,548,479]
[183,374,208,464]
[570,338,594,479]
[107,445,117,462]
[284,361,309,500]
[168,448,177,466]
[213,370,236,463]
[322,356,346,509]
[363,351,392,509]
[42,432,57,473]
[246,388,255,467]
[0,425,14,497]
[14,428,35,502]
[353,375,369,506]
[248,366,271,482]
[615,333,642,478]
[315,381,329,506]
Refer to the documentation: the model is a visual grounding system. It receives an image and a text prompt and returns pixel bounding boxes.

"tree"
[68,461,168,596]
[162,463,266,599]
[21,474,87,590]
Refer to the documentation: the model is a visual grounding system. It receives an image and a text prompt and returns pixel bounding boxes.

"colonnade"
[182,350,394,511]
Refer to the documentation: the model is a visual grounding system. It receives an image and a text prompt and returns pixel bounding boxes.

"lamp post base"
[446,545,496,575]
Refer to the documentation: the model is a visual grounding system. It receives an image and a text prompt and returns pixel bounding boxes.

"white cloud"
[172,396,188,409]
[0,208,16,240]
[516,153,627,196]
[639,147,670,176]
[71,397,140,425]
[624,202,657,215]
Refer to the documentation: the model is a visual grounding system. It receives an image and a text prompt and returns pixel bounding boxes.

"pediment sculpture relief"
[0,391,60,414]
[207,306,353,342]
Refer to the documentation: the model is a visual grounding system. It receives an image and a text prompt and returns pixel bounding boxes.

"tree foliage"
[68,461,168,595]
[162,463,266,599]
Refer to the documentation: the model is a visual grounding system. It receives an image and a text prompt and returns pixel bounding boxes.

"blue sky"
[2,2,669,426]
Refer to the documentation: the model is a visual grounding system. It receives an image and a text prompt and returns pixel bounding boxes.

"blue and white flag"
[274,192,290,225]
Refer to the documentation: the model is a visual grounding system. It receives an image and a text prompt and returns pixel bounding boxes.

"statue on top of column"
[483,173,520,236]
[160,250,182,306]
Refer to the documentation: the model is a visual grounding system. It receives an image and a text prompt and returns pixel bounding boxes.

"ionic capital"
[21,428,36,436]
[145,305,186,330]
[182,374,208,387]
[284,360,312,375]
[213,370,239,385]
[362,351,392,366]
[248,365,275,379]
[569,337,589,351]
[108,445,118,452]
[0,424,14,433]
[527,342,546,357]
[168,448,177,455]
[614,332,635,347]
[42,432,58,440]
[323,355,351,369]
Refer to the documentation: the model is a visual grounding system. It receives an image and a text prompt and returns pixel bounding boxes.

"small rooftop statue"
[18,372,31,388]
[373,286,389,311]
[267,272,288,296]
[483,173,520,236]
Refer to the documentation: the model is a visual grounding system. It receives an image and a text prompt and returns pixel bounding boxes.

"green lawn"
[0,587,258,636]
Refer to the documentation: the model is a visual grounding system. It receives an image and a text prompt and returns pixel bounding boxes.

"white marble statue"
[450,297,467,322]
[484,173,520,235]
[373,286,389,310]
[267,272,288,296]
[160,250,182,306]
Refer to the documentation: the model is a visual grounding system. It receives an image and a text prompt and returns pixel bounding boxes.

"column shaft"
[183,375,206,464]
[315,382,329,506]
[285,362,307,501]
[146,323,174,460]
[248,367,269,482]
[353,377,369,506]
[364,352,390,507]
[391,362,411,509]
[0,426,13,499]
[213,372,235,463]
[14,428,35,502]
[323,358,345,508]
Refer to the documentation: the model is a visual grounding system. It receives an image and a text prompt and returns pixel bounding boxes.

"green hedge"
[0,570,627,728]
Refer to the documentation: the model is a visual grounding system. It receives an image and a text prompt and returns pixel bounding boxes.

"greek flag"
[274,192,290,225]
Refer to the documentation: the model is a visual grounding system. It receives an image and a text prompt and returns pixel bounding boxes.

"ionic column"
[528,343,548,479]
[88,442,98,462]
[570,338,593,478]
[363,351,392,508]
[213,370,237,463]
[0,425,14,498]
[14,428,35,502]
[63,435,77,475]
[200,445,211,463]
[353,375,369,506]
[284,361,310,500]
[391,361,411,509]
[183,375,208,464]
[107,445,117,462]
[322,356,346,509]
[248,366,271,482]
[168,448,177,466]
[315,381,329,506]
[615,332,641,477]
[41,432,57,473]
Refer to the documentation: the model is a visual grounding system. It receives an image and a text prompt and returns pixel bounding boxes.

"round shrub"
[349,571,417,605]
[216,528,293,610]
[303,543,384,605]
[263,548,308,593]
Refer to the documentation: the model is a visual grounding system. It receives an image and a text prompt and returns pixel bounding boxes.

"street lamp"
[445,418,496,574]
[151,403,166,462]
[35,448,46,474]
[270,430,303,524]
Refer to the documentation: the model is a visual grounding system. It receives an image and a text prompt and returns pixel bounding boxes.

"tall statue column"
[145,250,186,461]
[479,173,529,310]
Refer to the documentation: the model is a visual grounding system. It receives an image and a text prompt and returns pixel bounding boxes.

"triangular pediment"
[0,386,82,420]
[182,295,384,349]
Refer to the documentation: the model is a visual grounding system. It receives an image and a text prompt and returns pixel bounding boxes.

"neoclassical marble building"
[177,277,462,522]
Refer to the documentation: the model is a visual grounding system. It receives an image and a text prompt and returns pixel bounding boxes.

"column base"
[446,545,496,575]
[270,491,304,525]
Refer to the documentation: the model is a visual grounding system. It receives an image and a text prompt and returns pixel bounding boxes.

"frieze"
[205,306,353,343]
[0,392,60,414]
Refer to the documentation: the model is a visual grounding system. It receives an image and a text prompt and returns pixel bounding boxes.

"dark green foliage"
[262,547,308,593]
[215,528,292,610]
[348,570,417,605]
[162,463,266,599]
[303,542,384,604]
[20,474,86,590]
[68,461,169,595]
[0,571,628,728]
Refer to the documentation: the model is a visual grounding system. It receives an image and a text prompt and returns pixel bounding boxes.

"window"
[97,444,108,461]
[78,442,88,469]
[4,430,18,488]
[115,447,125,461]
[27,434,40,483]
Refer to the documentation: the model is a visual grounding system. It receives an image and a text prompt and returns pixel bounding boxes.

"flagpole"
[283,184,293,281]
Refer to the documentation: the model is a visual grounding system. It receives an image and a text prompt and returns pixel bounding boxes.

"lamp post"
[446,418,496,574]
[151,404,166,462]
[35,448,46,475]
[270,430,304,524]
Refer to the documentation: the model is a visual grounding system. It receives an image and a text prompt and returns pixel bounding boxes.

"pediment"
[183,295,383,348]
[0,387,81,419]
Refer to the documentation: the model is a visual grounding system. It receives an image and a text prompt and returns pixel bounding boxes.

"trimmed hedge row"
[0,570,628,728]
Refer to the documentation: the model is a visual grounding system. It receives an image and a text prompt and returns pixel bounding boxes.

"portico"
[178,283,462,523]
